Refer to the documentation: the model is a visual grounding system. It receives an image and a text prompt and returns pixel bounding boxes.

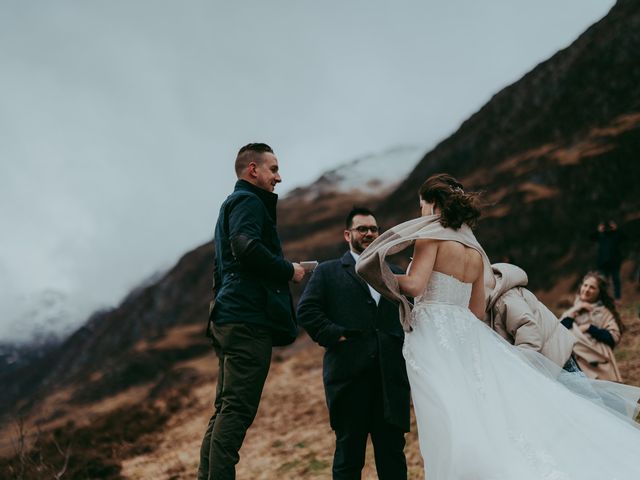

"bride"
[357,173,640,479]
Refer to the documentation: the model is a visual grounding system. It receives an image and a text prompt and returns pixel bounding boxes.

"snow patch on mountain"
[2,289,76,346]
[289,145,425,200]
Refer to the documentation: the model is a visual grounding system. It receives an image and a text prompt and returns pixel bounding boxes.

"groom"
[198,143,305,480]
[297,207,410,480]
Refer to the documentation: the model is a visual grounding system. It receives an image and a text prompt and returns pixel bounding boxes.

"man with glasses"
[297,207,410,480]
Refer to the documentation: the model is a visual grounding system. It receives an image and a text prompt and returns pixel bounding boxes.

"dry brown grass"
[120,300,640,479]
[118,336,427,480]
[2,287,639,479]
[616,303,640,387]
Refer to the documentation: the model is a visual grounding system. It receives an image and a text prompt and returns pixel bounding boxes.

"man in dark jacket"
[198,143,305,480]
[297,207,410,480]
[593,220,625,299]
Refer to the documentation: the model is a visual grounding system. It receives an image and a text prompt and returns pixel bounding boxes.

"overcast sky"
[0,0,615,343]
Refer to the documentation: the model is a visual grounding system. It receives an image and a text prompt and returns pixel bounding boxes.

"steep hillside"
[0,144,422,419]
[0,243,214,415]
[379,0,640,289]
[2,2,640,478]
[279,145,423,261]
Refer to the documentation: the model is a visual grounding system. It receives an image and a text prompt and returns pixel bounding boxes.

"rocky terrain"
[2,1,640,478]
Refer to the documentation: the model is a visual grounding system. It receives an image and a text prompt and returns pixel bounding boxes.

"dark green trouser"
[197,322,272,480]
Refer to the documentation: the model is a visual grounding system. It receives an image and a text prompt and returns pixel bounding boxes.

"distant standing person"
[297,207,410,480]
[198,143,306,480]
[593,220,624,299]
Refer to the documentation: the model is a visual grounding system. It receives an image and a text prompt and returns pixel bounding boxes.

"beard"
[350,236,375,254]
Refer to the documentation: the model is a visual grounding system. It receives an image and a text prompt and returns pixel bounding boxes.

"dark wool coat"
[297,251,410,431]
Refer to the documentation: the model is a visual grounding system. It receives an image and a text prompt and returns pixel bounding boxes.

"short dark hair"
[345,206,376,229]
[235,143,274,177]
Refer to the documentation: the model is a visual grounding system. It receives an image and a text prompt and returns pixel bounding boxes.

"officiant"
[297,207,410,480]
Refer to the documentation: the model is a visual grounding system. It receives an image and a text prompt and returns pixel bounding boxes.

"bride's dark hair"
[419,173,481,229]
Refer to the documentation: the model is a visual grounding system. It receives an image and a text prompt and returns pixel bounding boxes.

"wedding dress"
[404,270,640,480]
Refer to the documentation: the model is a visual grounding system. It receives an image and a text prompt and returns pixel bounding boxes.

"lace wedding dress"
[403,271,640,480]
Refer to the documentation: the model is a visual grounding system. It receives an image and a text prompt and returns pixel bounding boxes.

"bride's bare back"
[432,240,483,284]
[396,238,486,319]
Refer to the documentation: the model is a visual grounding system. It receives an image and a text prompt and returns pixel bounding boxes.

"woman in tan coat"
[560,272,624,382]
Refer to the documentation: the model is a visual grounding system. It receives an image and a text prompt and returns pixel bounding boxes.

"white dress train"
[403,271,640,480]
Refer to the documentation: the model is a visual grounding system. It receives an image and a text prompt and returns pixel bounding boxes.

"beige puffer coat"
[485,263,576,368]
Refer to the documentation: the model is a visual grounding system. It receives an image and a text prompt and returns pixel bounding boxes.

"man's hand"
[291,263,306,283]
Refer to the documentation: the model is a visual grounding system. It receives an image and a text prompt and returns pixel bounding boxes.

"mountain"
[0,144,424,478]
[2,1,640,478]
[1,289,73,347]
[279,145,424,261]
[378,0,640,289]
[0,145,421,419]
[0,242,214,414]
[287,145,425,201]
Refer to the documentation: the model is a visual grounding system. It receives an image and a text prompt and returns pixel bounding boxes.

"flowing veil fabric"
[357,216,640,479]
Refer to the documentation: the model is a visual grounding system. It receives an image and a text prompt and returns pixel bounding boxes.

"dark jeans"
[598,263,621,299]
[332,363,407,480]
[197,322,272,480]
[562,356,582,373]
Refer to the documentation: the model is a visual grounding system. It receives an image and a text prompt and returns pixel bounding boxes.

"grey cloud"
[0,0,615,342]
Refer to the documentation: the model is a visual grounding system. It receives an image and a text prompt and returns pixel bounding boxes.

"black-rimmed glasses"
[350,226,379,234]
